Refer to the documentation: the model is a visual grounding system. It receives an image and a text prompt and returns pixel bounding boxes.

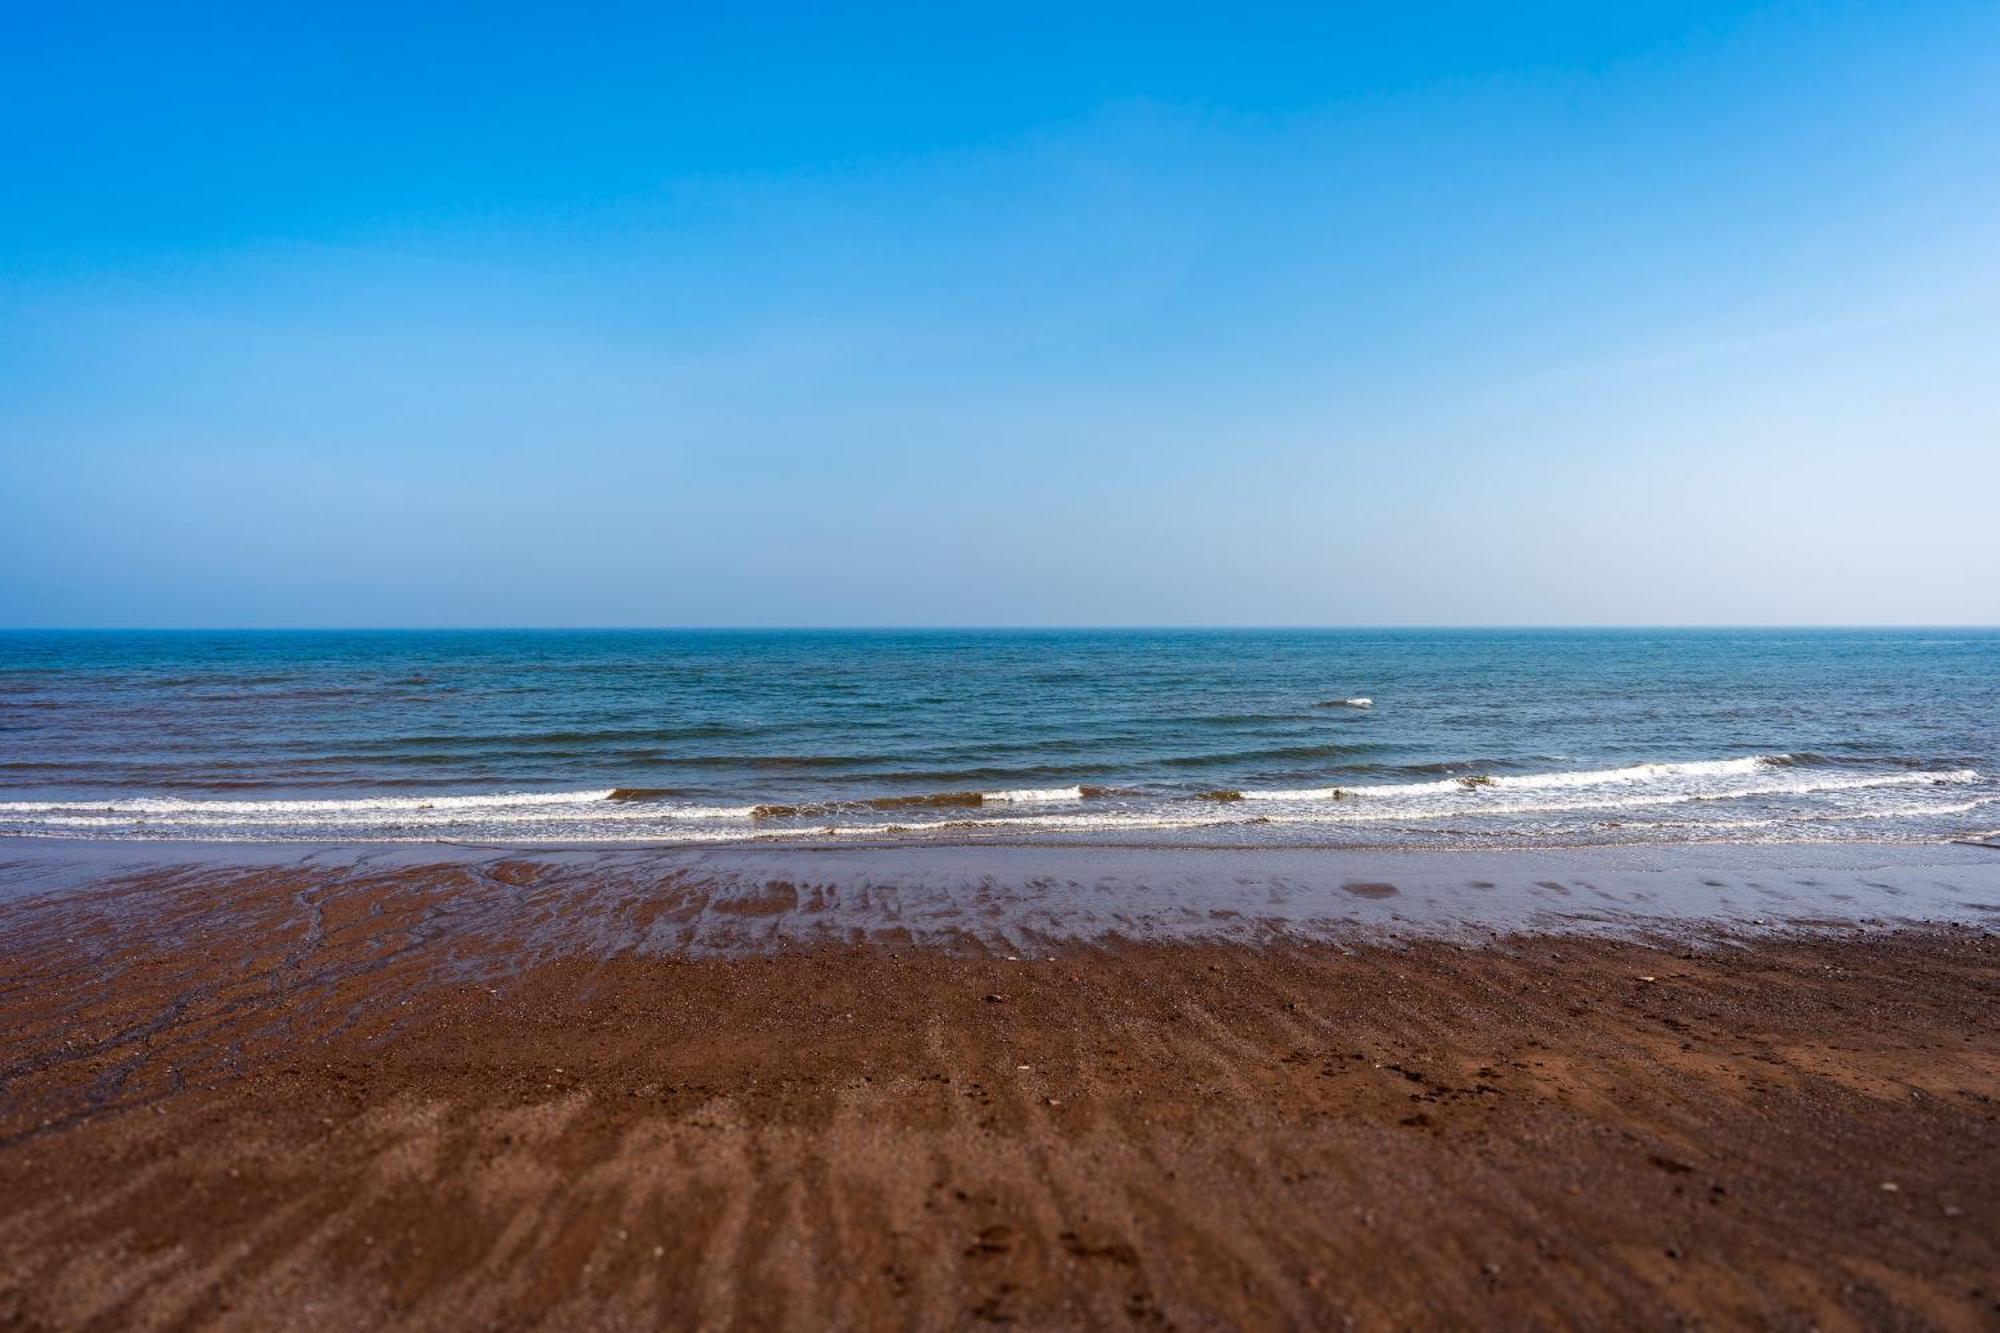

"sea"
[1,629,1994,847]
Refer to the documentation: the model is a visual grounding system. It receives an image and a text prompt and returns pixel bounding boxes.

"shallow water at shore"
[6,839,1997,955]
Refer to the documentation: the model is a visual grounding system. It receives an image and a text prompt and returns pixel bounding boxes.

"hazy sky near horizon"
[3,2,1997,627]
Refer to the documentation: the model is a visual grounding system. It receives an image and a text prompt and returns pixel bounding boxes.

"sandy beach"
[11,0,2000,1319]
[1,843,1997,1330]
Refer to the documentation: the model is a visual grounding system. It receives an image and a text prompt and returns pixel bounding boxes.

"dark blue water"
[1,629,1994,845]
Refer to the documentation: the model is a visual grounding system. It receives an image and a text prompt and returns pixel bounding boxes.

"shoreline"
[2,846,1997,1328]
[4,838,1997,950]
[6,747,1992,846]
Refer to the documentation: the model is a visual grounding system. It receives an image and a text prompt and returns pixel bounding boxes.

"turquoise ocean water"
[1,629,1994,846]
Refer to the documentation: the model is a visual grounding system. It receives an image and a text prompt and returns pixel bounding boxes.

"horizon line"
[3,624,1996,634]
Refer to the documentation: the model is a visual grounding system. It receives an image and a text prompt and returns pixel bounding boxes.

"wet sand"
[2,844,1998,1329]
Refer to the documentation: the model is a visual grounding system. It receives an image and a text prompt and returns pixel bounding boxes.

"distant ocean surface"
[1,630,1995,848]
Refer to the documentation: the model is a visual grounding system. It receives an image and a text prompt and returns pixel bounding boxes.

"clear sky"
[3,2,1996,627]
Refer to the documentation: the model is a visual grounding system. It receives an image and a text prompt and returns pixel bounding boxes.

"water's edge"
[6,837,1996,954]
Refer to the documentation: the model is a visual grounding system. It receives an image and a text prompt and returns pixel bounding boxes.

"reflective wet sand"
[5,839,1998,956]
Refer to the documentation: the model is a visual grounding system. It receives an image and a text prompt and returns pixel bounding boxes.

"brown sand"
[1,855,1998,1330]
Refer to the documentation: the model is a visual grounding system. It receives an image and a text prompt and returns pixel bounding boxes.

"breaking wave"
[0,756,1987,846]
[1217,756,1981,812]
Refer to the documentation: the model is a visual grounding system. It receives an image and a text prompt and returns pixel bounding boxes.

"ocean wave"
[748,786,1088,819]
[1229,755,1783,801]
[1236,769,1983,824]
[334,724,756,750]
[605,787,690,802]
[1433,756,1777,791]
[1154,743,1364,767]
[752,791,985,819]
[1206,756,1981,811]
[0,790,615,816]
[981,786,1087,803]
[0,754,1987,844]
[0,790,762,828]
[1316,697,1372,708]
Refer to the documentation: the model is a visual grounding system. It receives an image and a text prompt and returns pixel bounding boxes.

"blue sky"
[3,2,1996,626]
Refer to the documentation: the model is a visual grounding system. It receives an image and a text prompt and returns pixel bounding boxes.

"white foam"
[1819,794,2000,821]
[844,810,1227,836]
[1235,756,1784,804]
[0,790,617,816]
[0,757,1986,845]
[980,787,1086,803]
[0,790,762,830]
[1371,756,1776,797]
[1245,767,1981,824]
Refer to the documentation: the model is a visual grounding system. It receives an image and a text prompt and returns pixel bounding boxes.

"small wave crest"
[1215,758,1983,823]
[752,791,985,820]
[981,786,1087,803]
[1218,755,1982,805]
[751,787,1088,819]
[0,790,617,817]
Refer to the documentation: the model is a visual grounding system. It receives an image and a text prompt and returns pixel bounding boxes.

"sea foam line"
[0,791,763,825]
[0,758,1983,837]
[1233,755,1807,802]
[980,786,1086,803]
[0,789,618,816]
